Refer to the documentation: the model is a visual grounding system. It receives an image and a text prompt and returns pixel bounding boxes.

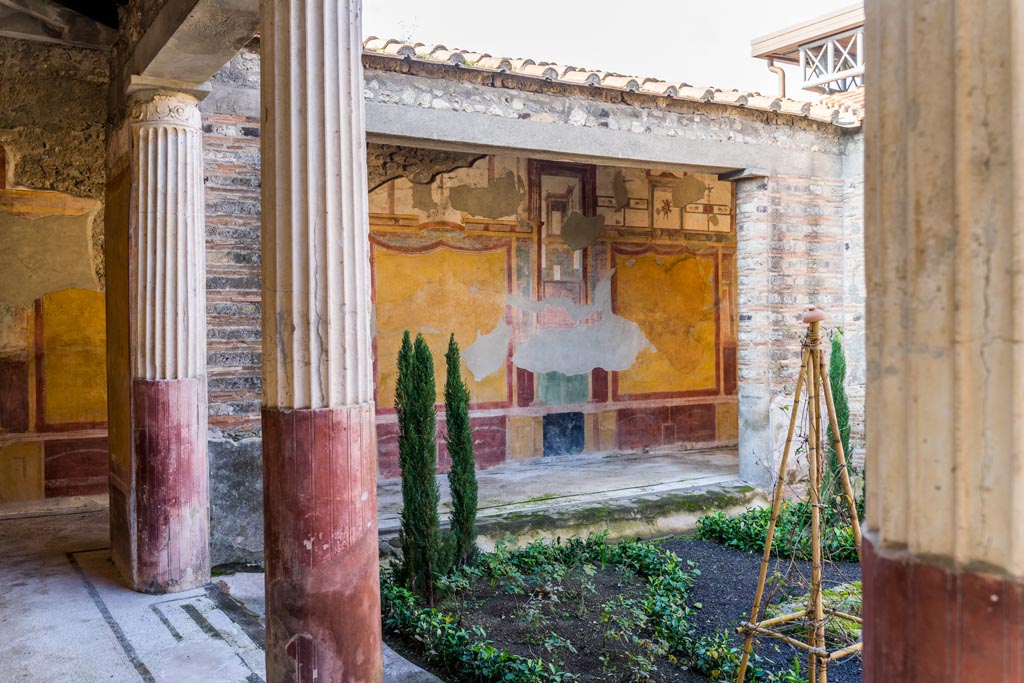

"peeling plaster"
[463,320,512,380]
[506,272,653,376]
[0,304,27,356]
[561,211,605,251]
[448,170,523,219]
[612,170,629,209]
[672,175,706,207]
[0,213,101,306]
[410,181,437,212]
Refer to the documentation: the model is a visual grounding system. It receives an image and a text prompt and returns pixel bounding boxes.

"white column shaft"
[260,0,373,409]
[130,91,206,380]
[866,0,1024,574]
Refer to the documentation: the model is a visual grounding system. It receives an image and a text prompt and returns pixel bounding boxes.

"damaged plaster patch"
[672,175,707,207]
[612,170,629,209]
[463,320,512,380]
[448,170,524,219]
[410,181,437,211]
[0,213,100,306]
[561,212,605,250]
[507,272,652,375]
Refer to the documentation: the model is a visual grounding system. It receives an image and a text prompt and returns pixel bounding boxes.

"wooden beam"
[750,2,864,63]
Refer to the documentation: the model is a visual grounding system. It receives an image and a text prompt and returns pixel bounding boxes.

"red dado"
[863,537,1024,682]
[262,405,383,683]
[131,378,209,593]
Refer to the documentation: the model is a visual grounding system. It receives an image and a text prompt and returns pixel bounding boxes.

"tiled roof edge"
[362,37,864,128]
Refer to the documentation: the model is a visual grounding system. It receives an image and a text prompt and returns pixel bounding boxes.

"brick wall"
[201,50,265,565]
[203,112,262,439]
[736,161,866,487]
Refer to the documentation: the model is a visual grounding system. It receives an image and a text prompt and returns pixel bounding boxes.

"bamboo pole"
[806,317,824,683]
[823,608,863,625]
[827,642,863,661]
[739,623,829,656]
[734,347,811,683]
[819,350,864,556]
[744,609,808,630]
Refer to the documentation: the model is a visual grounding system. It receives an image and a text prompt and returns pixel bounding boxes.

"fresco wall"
[0,37,109,503]
[368,153,738,477]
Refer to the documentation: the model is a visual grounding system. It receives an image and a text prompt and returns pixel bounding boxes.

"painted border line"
[66,550,156,683]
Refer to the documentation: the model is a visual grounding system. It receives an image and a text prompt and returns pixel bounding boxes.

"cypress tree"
[395,331,442,604]
[825,330,852,518]
[444,333,478,568]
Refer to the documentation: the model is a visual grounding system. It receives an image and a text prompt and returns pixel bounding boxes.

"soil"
[441,562,705,683]
[384,539,863,683]
[660,539,862,683]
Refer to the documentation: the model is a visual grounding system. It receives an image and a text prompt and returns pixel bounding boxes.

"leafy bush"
[695,503,859,563]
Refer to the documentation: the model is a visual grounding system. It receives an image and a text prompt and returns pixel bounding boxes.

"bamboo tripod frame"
[735,307,863,683]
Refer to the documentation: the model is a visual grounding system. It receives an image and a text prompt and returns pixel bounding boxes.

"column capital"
[128,89,203,129]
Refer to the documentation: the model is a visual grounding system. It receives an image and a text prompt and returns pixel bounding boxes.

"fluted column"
[864,0,1024,680]
[259,1,381,681]
[107,89,209,593]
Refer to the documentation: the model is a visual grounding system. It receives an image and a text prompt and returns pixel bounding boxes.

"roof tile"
[362,37,864,128]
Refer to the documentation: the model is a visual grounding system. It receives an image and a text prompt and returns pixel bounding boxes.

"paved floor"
[0,508,265,683]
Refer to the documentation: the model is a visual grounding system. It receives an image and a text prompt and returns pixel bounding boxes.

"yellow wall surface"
[374,244,510,407]
[614,251,718,396]
[41,288,107,425]
[0,442,44,502]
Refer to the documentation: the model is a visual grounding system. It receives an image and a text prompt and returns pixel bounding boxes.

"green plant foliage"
[695,503,859,563]
[445,333,478,569]
[396,331,444,604]
[382,533,802,683]
[824,330,852,519]
[382,575,577,683]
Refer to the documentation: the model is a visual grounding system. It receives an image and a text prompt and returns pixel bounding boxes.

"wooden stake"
[807,317,824,683]
[819,350,863,556]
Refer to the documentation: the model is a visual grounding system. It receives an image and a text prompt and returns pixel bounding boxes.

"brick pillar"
[259,1,382,681]
[863,0,1024,680]
[106,89,209,593]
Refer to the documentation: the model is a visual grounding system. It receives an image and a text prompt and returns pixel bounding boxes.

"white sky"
[364,0,854,102]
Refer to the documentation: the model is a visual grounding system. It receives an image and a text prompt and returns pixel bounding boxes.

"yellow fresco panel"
[0,441,44,503]
[375,246,509,407]
[716,402,739,441]
[507,415,543,460]
[42,289,107,425]
[615,252,718,396]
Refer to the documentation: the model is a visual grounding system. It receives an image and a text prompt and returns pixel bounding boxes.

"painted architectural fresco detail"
[367,149,738,476]
[0,160,108,502]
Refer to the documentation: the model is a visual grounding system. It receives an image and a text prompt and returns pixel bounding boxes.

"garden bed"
[382,533,862,683]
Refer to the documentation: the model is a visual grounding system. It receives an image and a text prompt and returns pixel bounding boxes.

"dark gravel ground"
[660,539,862,683]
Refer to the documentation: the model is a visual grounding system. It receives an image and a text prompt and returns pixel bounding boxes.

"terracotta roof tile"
[362,37,863,128]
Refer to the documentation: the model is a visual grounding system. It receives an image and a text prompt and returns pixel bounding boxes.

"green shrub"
[695,503,859,563]
[444,333,478,569]
[396,332,444,604]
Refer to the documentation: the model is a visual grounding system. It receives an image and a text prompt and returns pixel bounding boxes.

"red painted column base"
[263,404,383,683]
[863,536,1024,682]
[131,378,209,593]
